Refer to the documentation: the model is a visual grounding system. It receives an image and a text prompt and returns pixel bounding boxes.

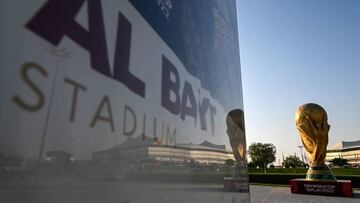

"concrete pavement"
[0,177,359,202]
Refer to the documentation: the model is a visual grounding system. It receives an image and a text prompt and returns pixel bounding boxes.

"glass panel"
[0,0,249,202]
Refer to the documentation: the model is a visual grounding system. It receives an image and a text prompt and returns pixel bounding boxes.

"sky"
[236,0,360,164]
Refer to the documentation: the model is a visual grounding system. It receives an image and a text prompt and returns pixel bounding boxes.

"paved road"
[0,177,358,202]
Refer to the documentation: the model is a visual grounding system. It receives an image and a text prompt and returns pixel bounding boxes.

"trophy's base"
[224,177,249,193]
[290,179,353,197]
[306,166,336,180]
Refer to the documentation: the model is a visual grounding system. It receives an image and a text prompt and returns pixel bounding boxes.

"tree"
[331,158,348,167]
[248,143,276,173]
[247,162,257,169]
[283,155,306,169]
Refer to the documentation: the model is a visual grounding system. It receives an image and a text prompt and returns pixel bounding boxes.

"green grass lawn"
[248,167,360,176]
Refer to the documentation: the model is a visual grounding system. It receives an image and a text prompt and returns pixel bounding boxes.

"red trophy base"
[290,179,353,197]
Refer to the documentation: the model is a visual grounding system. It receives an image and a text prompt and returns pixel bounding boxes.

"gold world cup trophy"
[295,103,336,180]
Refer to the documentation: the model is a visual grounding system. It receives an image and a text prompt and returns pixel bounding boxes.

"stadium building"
[92,136,234,164]
[326,140,360,166]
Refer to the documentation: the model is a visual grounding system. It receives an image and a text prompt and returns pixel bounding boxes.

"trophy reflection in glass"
[224,109,249,192]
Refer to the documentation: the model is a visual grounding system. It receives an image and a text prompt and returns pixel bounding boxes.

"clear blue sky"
[236,0,360,164]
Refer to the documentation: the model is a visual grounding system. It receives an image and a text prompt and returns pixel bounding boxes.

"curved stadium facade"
[92,136,235,164]
[326,140,360,166]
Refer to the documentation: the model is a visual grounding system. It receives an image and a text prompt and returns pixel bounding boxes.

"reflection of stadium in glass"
[326,140,360,166]
[92,136,234,164]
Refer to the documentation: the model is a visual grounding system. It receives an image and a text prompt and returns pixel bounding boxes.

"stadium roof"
[95,136,229,154]
[329,140,360,150]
